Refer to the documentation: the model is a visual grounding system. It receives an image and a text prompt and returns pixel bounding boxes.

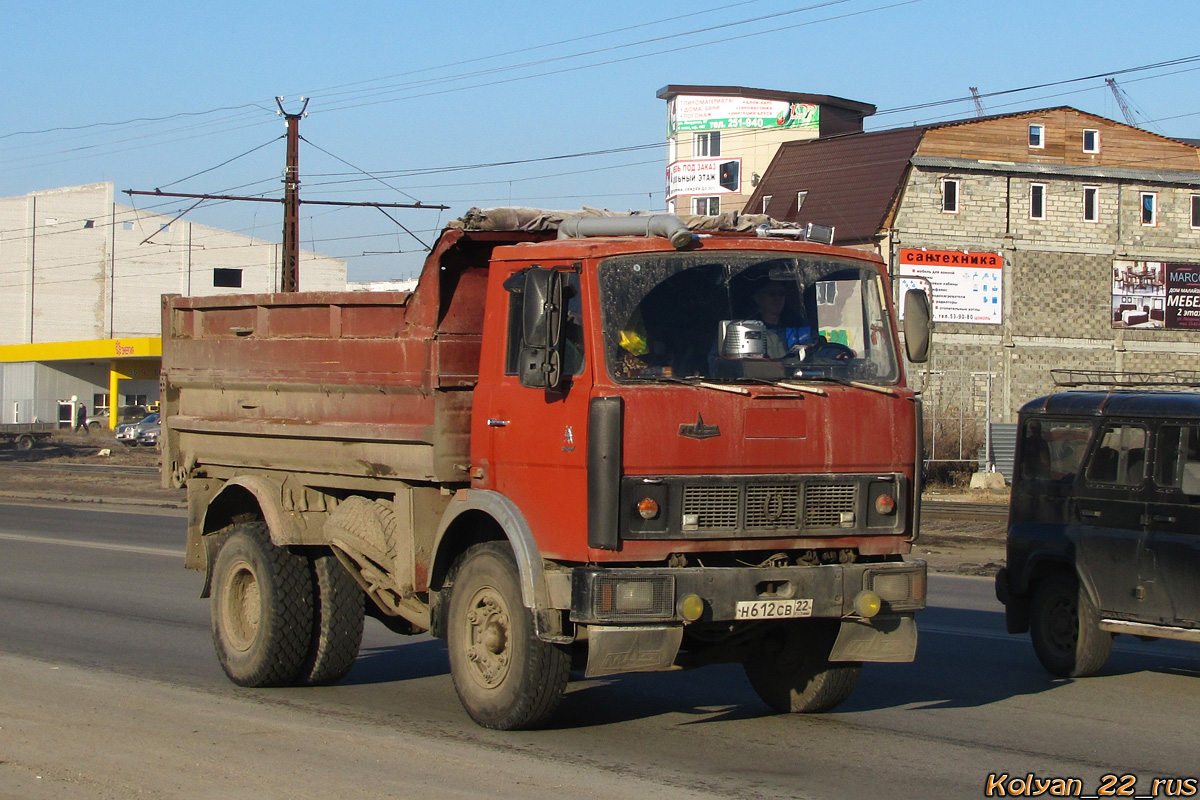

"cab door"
[473,265,593,561]
[1072,421,1150,618]
[1146,423,1200,627]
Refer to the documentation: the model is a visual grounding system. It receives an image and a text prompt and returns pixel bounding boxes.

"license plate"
[735,598,813,620]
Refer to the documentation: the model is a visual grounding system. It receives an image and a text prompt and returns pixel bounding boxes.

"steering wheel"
[813,342,855,361]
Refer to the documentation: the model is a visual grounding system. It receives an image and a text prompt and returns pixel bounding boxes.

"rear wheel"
[297,551,365,685]
[1029,573,1112,677]
[210,522,314,687]
[447,542,569,730]
[744,619,861,713]
[14,434,34,451]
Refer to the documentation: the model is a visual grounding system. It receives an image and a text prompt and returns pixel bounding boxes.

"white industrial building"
[0,182,346,428]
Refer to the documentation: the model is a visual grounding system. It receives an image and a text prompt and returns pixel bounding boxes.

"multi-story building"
[742,107,1200,448]
[658,85,874,217]
[0,182,346,427]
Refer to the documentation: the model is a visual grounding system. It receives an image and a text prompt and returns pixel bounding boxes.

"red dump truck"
[161,208,933,729]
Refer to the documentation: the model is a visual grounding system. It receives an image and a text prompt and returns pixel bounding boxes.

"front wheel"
[210,522,314,687]
[14,434,34,451]
[743,619,861,713]
[446,542,569,730]
[1029,573,1112,677]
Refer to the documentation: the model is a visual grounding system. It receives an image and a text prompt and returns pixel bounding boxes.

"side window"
[504,270,584,377]
[1155,425,1200,493]
[1019,419,1091,483]
[1086,424,1147,486]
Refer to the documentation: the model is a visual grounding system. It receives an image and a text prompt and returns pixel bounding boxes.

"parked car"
[115,413,159,446]
[996,374,1200,678]
[134,420,161,448]
[90,405,150,432]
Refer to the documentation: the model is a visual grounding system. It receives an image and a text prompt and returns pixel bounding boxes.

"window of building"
[123,221,134,231]
[796,191,808,212]
[1030,183,1047,220]
[1028,123,1045,149]
[1083,186,1099,222]
[1141,192,1157,226]
[1191,195,1200,229]
[693,196,719,216]
[93,394,109,414]
[83,219,95,229]
[694,131,720,157]
[761,195,772,214]
[213,268,243,288]
[1082,128,1100,153]
[941,179,959,213]
[159,224,170,234]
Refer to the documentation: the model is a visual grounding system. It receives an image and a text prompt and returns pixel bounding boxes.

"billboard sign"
[898,248,1003,324]
[1110,260,1200,330]
[669,95,819,135]
[666,158,741,199]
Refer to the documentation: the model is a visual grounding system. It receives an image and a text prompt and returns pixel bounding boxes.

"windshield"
[598,251,899,385]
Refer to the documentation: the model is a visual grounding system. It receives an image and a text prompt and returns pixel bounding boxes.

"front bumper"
[570,559,926,625]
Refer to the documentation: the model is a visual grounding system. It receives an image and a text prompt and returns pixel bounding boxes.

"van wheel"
[1029,573,1113,677]
[297,551,365,685]
[210,522,314,687]
[743,620,861,713]
[447,542,569,730]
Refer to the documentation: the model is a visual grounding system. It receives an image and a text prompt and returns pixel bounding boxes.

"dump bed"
[160,227,536,488]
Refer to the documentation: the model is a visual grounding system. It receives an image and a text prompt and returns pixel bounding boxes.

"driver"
[750,280,818,358]
[750,280,852,361]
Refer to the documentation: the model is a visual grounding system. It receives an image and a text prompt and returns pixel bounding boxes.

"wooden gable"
[917,108,1200,173]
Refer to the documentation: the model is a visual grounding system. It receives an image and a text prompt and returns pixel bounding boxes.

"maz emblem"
[679,413,720,440]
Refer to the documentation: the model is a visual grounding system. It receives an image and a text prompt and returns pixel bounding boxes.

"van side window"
[1086,424,1147,486]
[1155,425,1200,493]
[1019,419,1091,482]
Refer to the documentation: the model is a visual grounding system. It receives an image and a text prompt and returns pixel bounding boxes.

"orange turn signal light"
[637,497,660,520]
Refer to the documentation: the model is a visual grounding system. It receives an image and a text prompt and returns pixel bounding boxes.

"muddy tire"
[744,620,861,713]
[297,551,365,686]
[447,542,569,730]
[14,434,34,451]
[210,522,314,687]
[1030,573,1112,678]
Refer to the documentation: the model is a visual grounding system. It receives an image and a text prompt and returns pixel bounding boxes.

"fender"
[195,475,307,598]
[432,489,552,613]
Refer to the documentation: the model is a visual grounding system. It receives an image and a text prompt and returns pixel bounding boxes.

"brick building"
[743,108,1200,439]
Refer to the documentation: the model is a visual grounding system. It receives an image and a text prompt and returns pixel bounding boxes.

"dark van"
[996,372,1200,677]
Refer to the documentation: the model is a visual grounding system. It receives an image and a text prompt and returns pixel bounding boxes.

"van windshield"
[597,251,899,385]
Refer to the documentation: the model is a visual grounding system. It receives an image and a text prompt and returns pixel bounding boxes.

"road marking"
[0,531,182,558]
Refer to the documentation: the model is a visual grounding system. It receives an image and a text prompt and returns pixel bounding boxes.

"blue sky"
[3,0,1198,282]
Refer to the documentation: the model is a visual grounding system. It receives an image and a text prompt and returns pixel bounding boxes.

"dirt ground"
[0,433,1007,575]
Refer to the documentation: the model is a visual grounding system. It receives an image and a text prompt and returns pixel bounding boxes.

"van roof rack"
[1051,369,1200,388]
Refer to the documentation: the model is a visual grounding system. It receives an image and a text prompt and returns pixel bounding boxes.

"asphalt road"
[1,500,1198,800]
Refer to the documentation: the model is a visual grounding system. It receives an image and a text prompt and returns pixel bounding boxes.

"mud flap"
[829,616,918,663]
[584,625,684,677]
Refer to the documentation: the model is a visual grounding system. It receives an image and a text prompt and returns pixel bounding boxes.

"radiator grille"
[745,484,800,529]
[682,485,739,529]
[803,483,857,527]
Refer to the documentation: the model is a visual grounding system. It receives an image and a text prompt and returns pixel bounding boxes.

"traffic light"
[718,160,740,192]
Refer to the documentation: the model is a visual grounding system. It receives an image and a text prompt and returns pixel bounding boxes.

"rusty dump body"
[164,208,930,726]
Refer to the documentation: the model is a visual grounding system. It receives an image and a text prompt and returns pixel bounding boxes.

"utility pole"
[126,101,448,292]
[278,97,307,292]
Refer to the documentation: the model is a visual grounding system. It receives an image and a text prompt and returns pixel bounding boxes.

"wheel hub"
[464,590,511,688]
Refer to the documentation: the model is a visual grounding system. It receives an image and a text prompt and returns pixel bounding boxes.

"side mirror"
[518,267,565,391]
[902,288,932,363]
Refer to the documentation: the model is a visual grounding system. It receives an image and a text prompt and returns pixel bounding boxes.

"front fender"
[432,489,551,613]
